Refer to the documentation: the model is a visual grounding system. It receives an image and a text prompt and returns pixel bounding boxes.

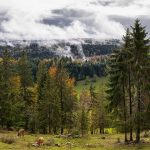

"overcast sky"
[0,0,150,40]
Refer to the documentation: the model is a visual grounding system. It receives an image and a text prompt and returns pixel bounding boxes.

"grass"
[0,131,150,150]
[75,77,107,96]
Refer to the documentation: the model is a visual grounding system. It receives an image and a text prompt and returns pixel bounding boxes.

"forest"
[0,39,116,59]
[0,19,150,149]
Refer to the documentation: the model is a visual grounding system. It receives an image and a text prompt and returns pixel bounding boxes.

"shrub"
[71,129,80,136]
[71,130,81,138]
[0,136,16,144]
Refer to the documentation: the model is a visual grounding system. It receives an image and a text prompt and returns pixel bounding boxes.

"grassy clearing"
[0,131,150,150]
[75,77,107,96]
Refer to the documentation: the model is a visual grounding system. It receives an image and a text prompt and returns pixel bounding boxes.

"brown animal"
[17,129,25,137]
[36,137,44,146]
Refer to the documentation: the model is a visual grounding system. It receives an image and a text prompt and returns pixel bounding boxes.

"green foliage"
[18,52,33,88]
[36,61,48,133]
[107,19,150,142]
[18,51,34,130]
[0,50,13,128]
[80,109,88,136]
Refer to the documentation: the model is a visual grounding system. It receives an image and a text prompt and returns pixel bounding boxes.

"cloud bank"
[0,0,150,40]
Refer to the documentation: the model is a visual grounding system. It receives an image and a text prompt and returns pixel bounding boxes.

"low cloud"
[0,0,149,40]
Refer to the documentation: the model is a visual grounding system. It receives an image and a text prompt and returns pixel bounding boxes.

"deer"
[17,128,25,137]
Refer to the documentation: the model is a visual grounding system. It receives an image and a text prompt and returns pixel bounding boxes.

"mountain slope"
[0,39,120,59]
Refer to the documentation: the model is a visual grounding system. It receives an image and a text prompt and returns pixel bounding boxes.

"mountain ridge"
[0,38,120,60]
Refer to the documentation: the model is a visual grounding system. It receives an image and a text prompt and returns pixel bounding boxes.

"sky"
[0,0,150,40]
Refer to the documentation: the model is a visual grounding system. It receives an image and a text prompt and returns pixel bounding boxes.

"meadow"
[75,77,107,96]
[0,130,150,150]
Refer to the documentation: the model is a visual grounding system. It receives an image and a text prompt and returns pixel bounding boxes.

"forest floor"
[0,131,150,150]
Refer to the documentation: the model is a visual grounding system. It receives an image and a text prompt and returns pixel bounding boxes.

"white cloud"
[0,0,149,40]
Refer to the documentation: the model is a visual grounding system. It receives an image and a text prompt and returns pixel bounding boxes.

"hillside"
[0,39,119,59]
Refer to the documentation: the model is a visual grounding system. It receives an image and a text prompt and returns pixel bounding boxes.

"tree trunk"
[43,127,47,134]
[100,127,102,134]
[24,115,29,130]
[81,129,85,137]
[23,87,29,131]
[102,123,104,134]
[136,85,141,143]
[48,104,52,134]
[102,128,104,134]
[128,70,133,141]
[123,82,128,142]
[61,127,64,134]
[53,127,57,134]
[60,72,64,135]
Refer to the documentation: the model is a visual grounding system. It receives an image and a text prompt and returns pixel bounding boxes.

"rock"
[55,134,81,139]
[85,144,97,148]
[55,134,73,138]
[61,135,67,138]
[32,143,38,147]
[67,134,72,137]
[55,143,61,147]
[73,135,81,138]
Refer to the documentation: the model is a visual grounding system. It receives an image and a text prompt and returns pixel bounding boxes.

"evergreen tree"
[122,28,134,141]
[36,61,48,134]
[107,48,128,142]
[0,50,12,128]
[18,51,33,130]
[131,19,150,143]
[107,19,150,143]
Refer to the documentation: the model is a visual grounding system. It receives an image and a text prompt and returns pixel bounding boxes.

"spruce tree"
[107,19,150,143]
[122,28,134,141]
[36,61,48,134]
[107,48,128,142]
[0,50,12,128]
[18,51,33,130]
[131,19,150,143]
